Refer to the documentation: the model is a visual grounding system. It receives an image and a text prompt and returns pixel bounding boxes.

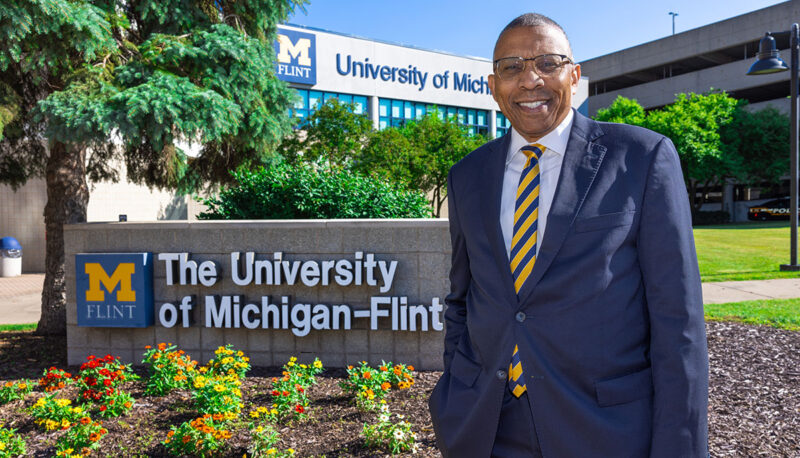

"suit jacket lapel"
[517,113,607,303]
[480,133,518,308]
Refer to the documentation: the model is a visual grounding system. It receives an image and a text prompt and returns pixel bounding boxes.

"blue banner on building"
[76,253,154,327]
[275,27,317,85]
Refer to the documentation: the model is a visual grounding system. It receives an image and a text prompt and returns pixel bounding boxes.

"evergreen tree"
[0,0,304,334]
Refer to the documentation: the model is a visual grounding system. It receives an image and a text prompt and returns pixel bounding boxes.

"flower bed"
[0,343,441,456]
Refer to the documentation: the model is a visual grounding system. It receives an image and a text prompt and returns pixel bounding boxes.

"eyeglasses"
[493,54,574,80]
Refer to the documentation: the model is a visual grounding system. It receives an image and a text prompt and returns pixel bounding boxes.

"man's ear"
[488,73,498,101]
[571,64,581,95]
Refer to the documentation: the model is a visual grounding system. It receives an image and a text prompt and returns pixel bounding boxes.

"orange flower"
[167,431,175,437]
[407,365,415,371]
[212,413,223,421]
[145,345,151,349]
[381,382,391,391]
[379,366,388,372]
[124,401,132,408]
[158,343,167,351]
[347,365,354,370]
[89,433,101,442]
[362,372,372,380]
[80,417,91,425]
[182,435,191,444]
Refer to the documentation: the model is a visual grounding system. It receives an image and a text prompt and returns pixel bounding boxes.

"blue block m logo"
[76,253,154,328]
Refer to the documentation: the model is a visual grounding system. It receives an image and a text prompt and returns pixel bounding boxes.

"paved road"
[1,274,799,325]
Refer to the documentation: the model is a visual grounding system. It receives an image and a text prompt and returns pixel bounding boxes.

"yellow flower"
[313,360,323,369]
[18,383,27,389]
[233,388,242,397]
[0,442,6,451]
[45,419,58,430]
[271,409,278,415]
[55,399,71,407]
[290,356,297,362]
[300,364,307,369]
[250,411,260,418]
[236,351,244,357]
[255,426,264,433]
[287,361,295,367]
[72,406,82,414]
[267,449,277,455]
[214,384,226,393]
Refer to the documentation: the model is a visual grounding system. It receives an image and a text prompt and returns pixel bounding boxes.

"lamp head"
[747,33,789,75]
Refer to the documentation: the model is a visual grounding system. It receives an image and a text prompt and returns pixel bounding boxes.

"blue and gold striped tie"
[508,143,543,398]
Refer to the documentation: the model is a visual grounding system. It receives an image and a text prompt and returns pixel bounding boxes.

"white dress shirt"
[500,109,574,258]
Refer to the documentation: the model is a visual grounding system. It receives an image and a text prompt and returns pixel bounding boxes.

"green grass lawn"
[694,221,800,282]
[0,323,36,332]
[705,298,800,331]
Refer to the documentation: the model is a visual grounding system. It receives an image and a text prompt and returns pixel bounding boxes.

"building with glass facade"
[275,24,589,138]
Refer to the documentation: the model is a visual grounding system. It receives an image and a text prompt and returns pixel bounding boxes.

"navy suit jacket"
[429,111,709,457]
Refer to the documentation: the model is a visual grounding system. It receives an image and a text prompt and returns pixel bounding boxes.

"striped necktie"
[508,143,543,398]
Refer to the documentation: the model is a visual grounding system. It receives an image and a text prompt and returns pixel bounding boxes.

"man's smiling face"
[488,25,581,142]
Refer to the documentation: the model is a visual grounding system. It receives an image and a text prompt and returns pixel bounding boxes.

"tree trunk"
[37,141,88,335]
[688,180,701,213]
[432,186,441,218]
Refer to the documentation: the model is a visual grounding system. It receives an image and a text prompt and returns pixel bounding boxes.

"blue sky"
[287,0,787,62]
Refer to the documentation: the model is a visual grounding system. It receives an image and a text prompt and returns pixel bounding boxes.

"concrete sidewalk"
[0,274,798,325]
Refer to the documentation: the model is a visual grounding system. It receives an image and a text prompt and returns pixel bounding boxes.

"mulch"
[0,321,797,457]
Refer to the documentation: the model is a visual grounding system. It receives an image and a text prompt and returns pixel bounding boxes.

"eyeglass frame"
[492,54,575,80]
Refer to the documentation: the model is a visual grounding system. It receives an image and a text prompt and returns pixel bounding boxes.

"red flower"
[271,390,279,396]
[297,387,304,393]
[295,405,304,413]
[282,390,289,397]
[99,405,107,411]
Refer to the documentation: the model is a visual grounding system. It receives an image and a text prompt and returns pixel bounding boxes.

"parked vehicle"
[747,198,797,221]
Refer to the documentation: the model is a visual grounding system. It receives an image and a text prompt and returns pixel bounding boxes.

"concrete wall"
[587,58,786,115]
[581,1,800,81]
[0,179,47,272]
[581,1,800,115]
[64,219,451,370]
[0,176,189,273]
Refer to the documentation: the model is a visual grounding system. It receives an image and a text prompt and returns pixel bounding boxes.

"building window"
[496,112,511,137]
[378,97,488,135]
[290,89,367,124]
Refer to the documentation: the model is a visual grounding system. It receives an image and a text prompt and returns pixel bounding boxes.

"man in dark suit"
[429,13,708,457]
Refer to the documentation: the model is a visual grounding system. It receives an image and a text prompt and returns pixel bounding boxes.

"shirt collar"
[506,108,574,164]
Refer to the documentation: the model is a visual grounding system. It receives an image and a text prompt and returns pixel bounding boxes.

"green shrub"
[197,162,433,219]
[692,210,730,226]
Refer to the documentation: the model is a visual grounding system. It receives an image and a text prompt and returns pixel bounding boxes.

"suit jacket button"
[516,311,526,322]
[496,370,507,380]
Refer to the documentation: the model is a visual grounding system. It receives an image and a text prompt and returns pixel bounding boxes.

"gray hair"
[496,13,573,57]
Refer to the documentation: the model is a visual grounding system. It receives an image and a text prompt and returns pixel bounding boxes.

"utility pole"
[669,12,678,35]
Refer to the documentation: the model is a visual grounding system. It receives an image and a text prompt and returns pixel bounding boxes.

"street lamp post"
[669,12,678,35]
[747,25,800,271]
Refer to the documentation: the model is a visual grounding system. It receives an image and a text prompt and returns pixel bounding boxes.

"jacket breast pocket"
[574,210,636,233]
[594,366,653,407]
[449,349,482,388]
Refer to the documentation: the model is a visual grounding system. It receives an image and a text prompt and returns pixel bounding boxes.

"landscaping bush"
[692,210,730,226]
[197,162,433,220]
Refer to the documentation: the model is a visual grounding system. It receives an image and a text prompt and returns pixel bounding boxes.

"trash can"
[0,236,22,277]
